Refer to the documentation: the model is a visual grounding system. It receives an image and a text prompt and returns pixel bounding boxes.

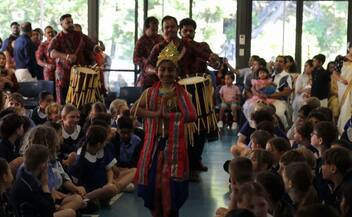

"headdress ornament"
[157,41,180,66]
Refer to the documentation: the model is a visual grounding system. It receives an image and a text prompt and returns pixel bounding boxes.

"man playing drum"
[147,16,219,79]
[133,16,164,89]
[147,16,219,174]
[48,14,96,104]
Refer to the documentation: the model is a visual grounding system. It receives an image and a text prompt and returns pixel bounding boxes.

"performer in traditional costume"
[133,16,163,89]
[132,41,197,217]
[147,16,219,80]
[48,14,96,104]
[337,44,352,133]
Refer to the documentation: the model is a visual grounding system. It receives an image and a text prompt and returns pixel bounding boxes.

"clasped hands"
[154,95,175,119]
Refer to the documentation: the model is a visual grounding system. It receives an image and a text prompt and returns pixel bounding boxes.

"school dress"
[60,125,84,160]
[0,139,20,162]
[69,146,117,192]
[29,106,47,125]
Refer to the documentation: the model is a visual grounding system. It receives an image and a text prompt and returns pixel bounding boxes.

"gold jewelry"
[157,41,180,66]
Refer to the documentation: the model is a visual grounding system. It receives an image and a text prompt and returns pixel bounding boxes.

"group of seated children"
[215,97,352,217]
[0,91,143,217]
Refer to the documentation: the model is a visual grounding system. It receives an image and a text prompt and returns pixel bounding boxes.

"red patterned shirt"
[133,34,163,86]
[148,38,212,79]
[48,31,95,88]
[36,40,55,81]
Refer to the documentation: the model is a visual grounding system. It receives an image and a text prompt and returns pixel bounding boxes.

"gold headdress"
[156,41,180,66]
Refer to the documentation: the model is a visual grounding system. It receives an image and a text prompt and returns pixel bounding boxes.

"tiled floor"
[99,130,236,217]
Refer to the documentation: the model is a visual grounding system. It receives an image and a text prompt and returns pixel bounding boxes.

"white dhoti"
[15,68,37,82]
[271,100,289,129]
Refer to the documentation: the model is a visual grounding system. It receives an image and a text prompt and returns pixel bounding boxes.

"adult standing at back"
[48,14,96,104]
[311,54,330,107]
[36,26,56,81]
[133,16,163,89]
[337,44,352,133]
[13,22,38,82]
[147,16,218,80]
[0,22,20,52]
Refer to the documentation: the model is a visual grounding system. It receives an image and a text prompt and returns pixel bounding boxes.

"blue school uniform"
[68,146,117,192]
[238,121,288,145]
[30,106,48,125]
[340,118,352,149]
[10,166,56,217]
[60,125,84,160]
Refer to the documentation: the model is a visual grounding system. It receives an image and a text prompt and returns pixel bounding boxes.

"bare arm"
[50,49,69,61]
[269,87,292,99]
[131,89,162,119]
[106,168,114,184]
[333,70,348,84]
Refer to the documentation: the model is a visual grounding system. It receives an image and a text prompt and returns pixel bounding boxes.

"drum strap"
[74,37,83,56]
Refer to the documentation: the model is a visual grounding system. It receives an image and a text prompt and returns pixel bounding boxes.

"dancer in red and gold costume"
[132,41,197,217]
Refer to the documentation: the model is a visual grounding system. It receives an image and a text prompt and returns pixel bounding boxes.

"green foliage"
[0,0,87,40]
[303,2,347,56]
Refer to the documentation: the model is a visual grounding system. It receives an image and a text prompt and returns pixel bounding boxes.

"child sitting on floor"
[30,91,54,125]
[0,158,14,217]
[249,149,274,174]
[11,144,76,217]
[69,125,118,205]
[0,113,24,162]
[46,102,62,123]
[236,182,271,217]
[22,125,85,213]
[216,157,254,217]
[60,104,84,164]
[109,98,129,128]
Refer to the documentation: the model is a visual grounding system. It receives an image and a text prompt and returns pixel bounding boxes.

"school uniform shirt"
[238,121,288,146]
[340,118,352,149]
[10,166,55,217]
[0,192,14,217]
[30,106,47,125]
[329,170,352,210]
[48,160,71,191]
[313,158,333,204]
[69,146,117,192]
[109,133,141,168]
[292,143,319,158]
[60,125,84,160]
[0,138,20,162]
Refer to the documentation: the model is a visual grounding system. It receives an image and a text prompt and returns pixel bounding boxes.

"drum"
[178,75,218,137]
[66,66,103,108]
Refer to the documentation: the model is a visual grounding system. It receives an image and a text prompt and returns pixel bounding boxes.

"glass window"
[148,0,190,24]
[192,0,237,66]
[99,0,137,88]
[0,0,88,38]
[251,1,296,63]
[302,1,348,68]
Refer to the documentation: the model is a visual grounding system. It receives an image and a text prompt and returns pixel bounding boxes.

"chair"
[119,86,143,105]
[17,80,54,109]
